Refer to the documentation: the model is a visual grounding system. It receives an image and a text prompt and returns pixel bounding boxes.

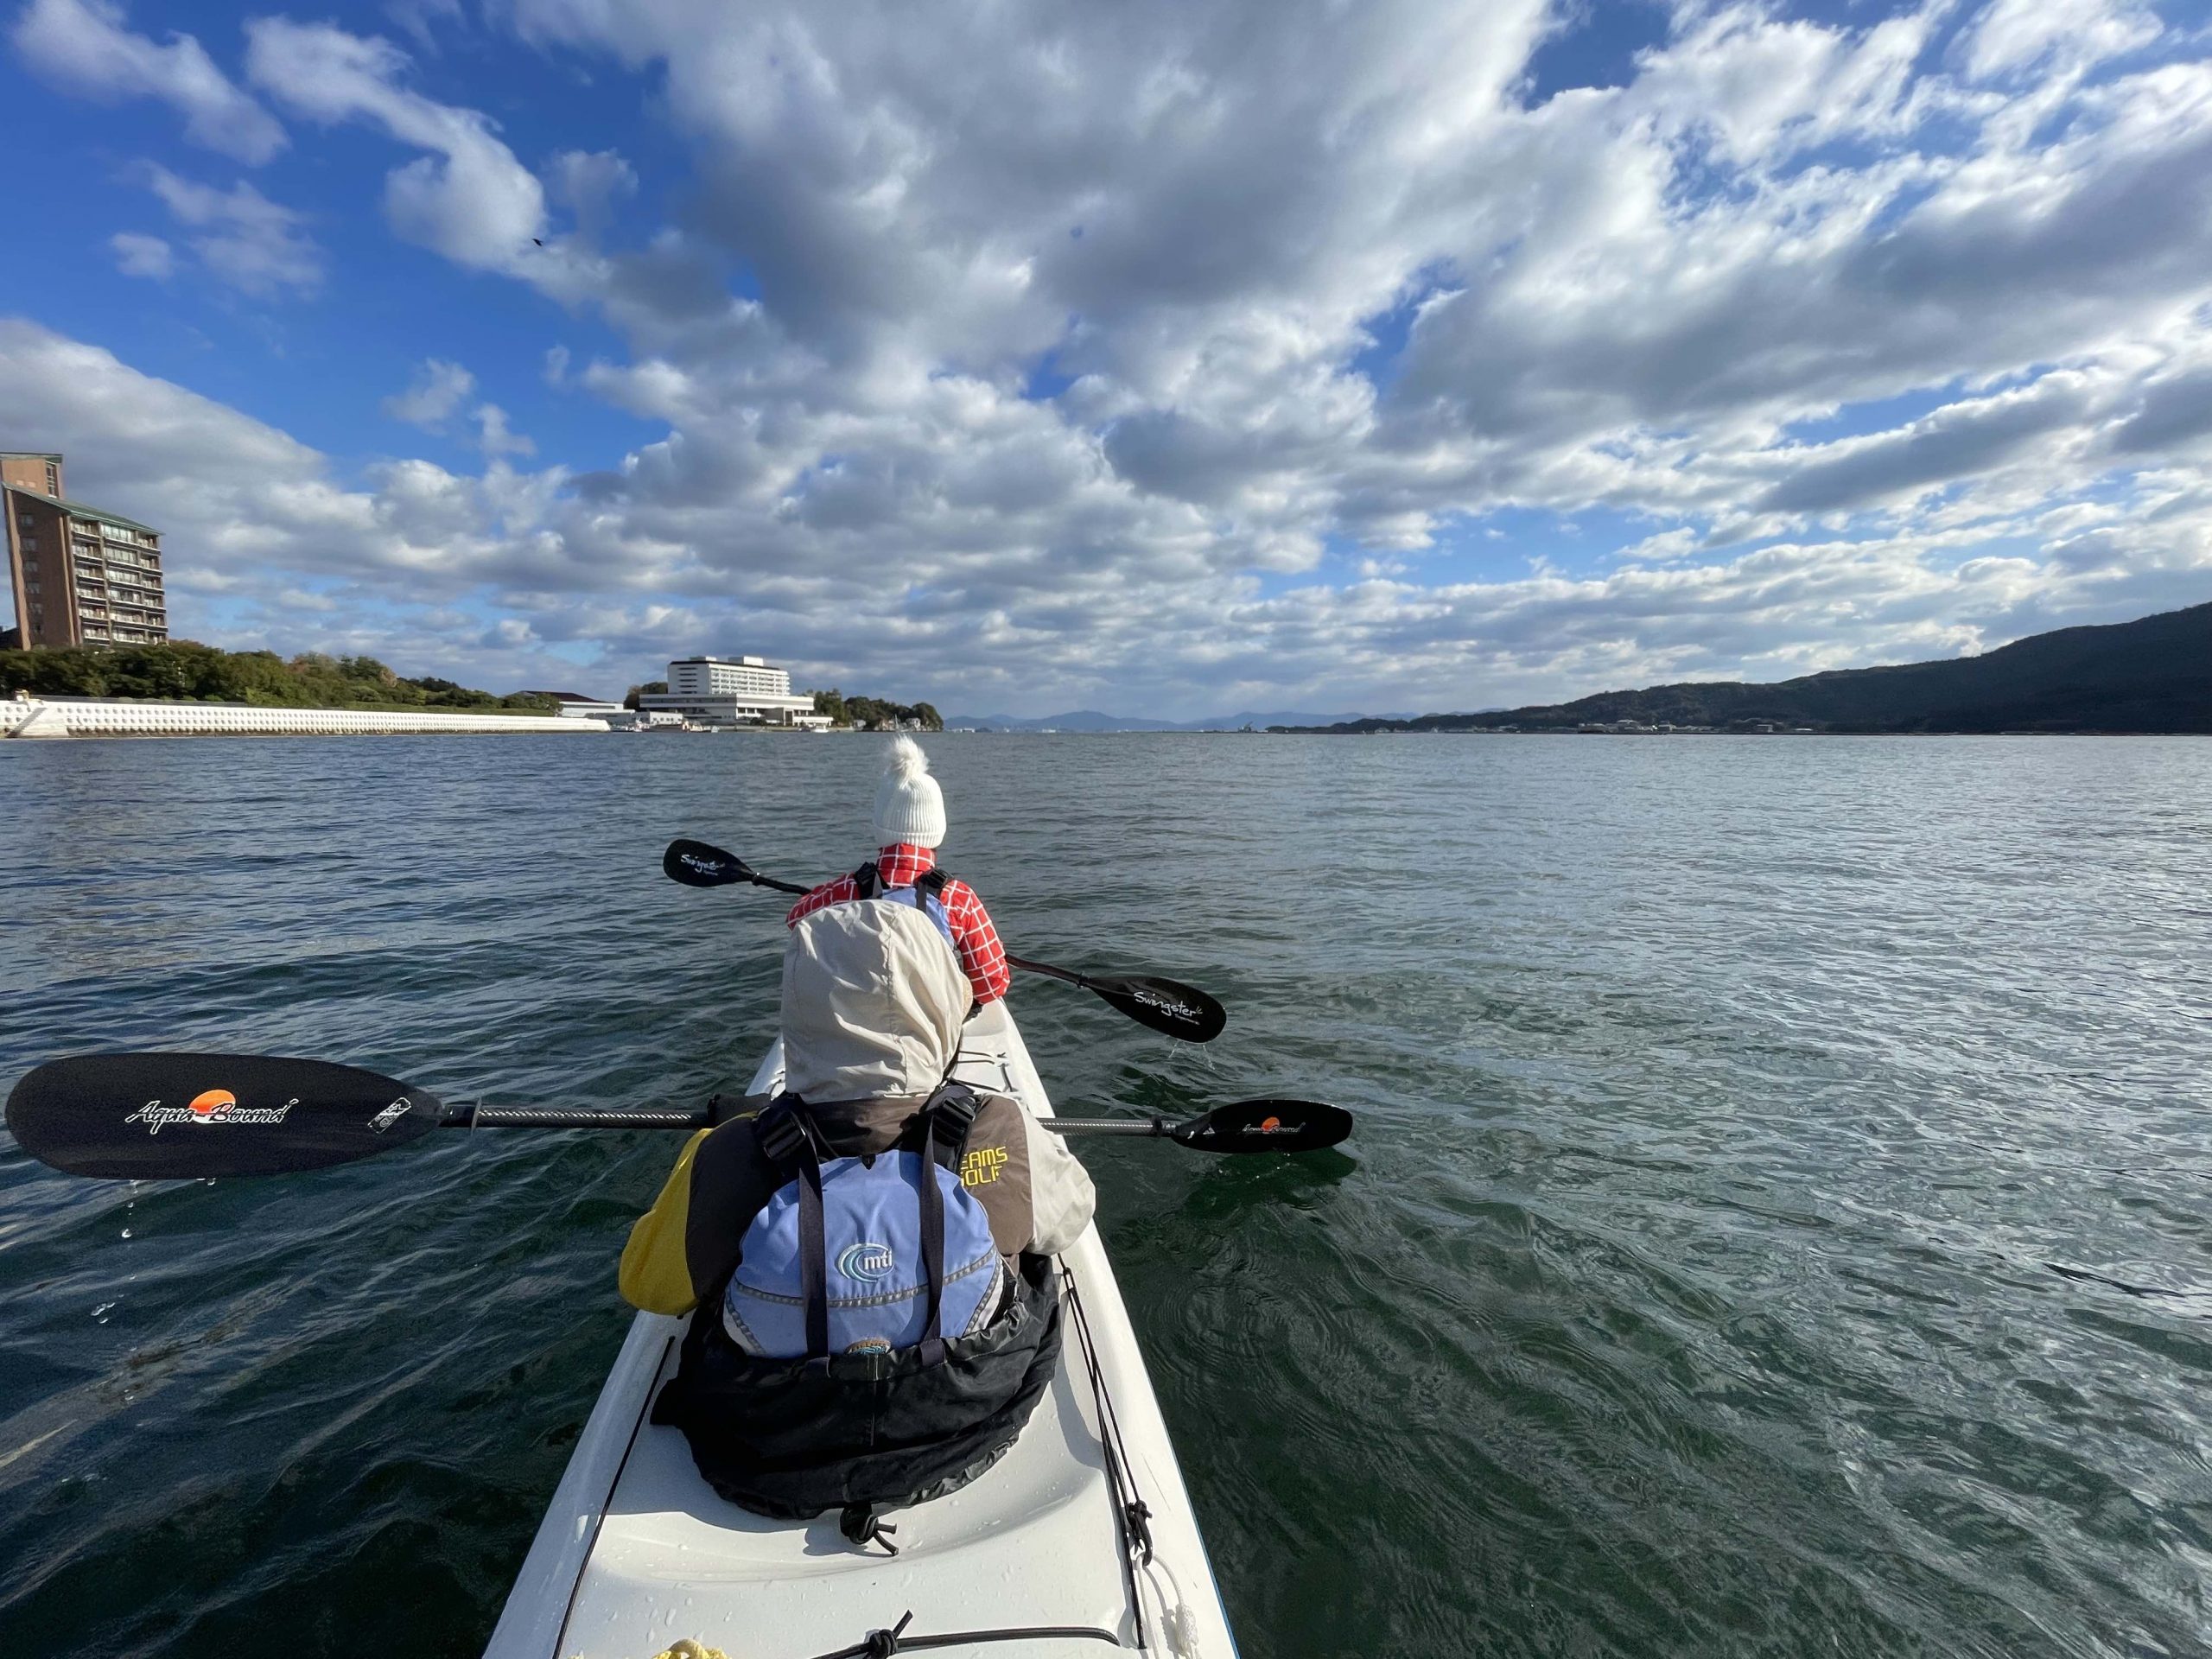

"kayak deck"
[483,1003,1236,1659]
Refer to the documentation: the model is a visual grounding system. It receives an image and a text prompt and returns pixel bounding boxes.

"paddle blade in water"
[664,839,752,888]
[1088,975,1228,1043]
[5,1053,442,1179]
[1169,1098,1351,1154]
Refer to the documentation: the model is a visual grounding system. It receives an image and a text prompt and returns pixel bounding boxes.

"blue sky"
[3,0,2211,715]
[0,3,658,476]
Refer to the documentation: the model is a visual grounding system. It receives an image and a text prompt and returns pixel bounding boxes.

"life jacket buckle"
[752,1097,810,1166]
[925,1084,982,1140]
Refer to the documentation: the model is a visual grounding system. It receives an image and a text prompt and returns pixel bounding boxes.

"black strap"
[802,1614,1122,1658]
[753,1098,833,1361]
[796,1135,830,1360]
[917,1109,948,1363]
[853,861,954,909]
[914,1087,982,1367]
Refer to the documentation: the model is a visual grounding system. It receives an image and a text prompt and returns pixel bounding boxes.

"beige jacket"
[620,899,1096,1315]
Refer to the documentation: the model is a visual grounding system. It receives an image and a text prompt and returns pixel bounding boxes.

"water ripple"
[3,733,2209,1657]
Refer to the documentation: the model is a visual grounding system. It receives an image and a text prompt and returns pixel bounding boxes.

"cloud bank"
[6,0,2212,712]
[12,0,285,163]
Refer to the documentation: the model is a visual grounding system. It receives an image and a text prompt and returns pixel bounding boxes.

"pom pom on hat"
[873,734,946,848]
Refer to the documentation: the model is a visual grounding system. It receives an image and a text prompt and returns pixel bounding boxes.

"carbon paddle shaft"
[1034,1117,1167,1135]
[446,1106,711,1130]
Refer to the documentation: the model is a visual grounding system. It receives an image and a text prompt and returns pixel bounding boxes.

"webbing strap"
[854,861,953,911]
[917,1109,947,1363]
[796,1137,830,1360]
[914,1088,983,1368]
[756,1097,834,1361]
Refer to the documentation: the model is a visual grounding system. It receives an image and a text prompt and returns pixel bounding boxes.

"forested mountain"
[1278,602,2212,735]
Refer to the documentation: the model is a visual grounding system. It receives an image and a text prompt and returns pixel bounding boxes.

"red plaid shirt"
[785,843,1011,1004]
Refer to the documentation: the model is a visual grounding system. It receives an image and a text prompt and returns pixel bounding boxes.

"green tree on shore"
[810,687,941,731]
[0,642,554,713]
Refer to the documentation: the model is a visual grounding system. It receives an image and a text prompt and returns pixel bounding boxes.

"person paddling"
[621,893,1095,1545]
[785,736,1011,1007]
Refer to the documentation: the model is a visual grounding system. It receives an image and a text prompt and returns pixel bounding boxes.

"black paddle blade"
[664,839,753,888]
[1089,975,1228,1043]
[1170,1098,1351,1154]
[5,1054,442,1179]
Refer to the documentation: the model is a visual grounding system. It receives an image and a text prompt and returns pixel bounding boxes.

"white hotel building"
[639,656,831,728]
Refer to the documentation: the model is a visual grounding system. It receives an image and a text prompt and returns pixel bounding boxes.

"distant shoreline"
[3,696,602,741]
[949,725,2201,738]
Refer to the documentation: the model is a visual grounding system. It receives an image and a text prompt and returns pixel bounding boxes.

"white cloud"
[139,166,321,295]
[1963,0,2161,80]
[550,148,637,239]
[244,18,546,271]
[382,358,476,428]
[385,0,463,54]
[474,404,536,458]
[468,0,2211,701]
[109,231,174,280]
[11,0,285,164]
[19,289,2186,711]
[0,321,598,679]
[18,2,2212,712]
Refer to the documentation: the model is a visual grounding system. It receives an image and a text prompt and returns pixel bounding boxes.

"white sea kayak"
[482,1001,1240,1659]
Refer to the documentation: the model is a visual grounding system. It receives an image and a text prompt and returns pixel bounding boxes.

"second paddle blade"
[1091,975,1229,1043]
[664,839,750,888]
[1171,1098,1351,1154]
[5,1053,442,1179]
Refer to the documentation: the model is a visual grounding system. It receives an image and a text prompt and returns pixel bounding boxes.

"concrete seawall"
[2,697,608,739]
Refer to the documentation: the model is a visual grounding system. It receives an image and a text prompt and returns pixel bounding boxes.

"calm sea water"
[2,733,2209,1658]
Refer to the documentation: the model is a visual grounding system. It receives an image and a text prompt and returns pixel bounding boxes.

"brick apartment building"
[3,452,168,650]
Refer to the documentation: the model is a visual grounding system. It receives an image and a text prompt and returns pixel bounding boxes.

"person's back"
[784,735,1012,1007]
[620,893,1095,1542]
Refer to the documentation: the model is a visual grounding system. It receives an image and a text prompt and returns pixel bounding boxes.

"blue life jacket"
[723,1089,1003,1362]
[852,861,955,946]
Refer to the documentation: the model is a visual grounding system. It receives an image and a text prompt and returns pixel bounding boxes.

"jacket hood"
[781,900,969,1101]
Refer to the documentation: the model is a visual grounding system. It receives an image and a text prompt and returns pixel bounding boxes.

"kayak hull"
[483,1002,1237,1659]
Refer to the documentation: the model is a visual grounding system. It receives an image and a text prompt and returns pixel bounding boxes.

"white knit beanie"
[871,734,946,848]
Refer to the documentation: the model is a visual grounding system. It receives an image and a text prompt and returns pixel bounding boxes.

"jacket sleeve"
[1020,1113,1096,1254]
[619,1128,713,1315]
[944,882,1013,1003]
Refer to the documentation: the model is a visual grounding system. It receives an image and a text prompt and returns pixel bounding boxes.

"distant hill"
[947,709,1410,732]
[1274,601,2212,735]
